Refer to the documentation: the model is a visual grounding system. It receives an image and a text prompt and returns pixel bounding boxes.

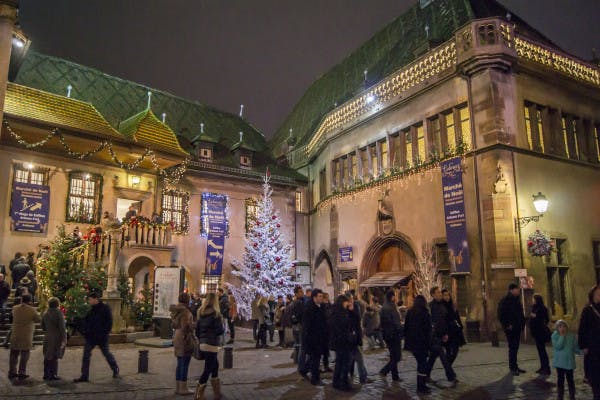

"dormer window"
[198,147,213,162]
[240,154,252,169]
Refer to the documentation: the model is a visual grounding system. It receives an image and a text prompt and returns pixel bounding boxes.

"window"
[561,117,570,158]
[593,240,600,284]
[571,119,581,160]
[360,148,369,180]
[458,106,472,150]
[523,104,546,153]
[369,144,378,178]
[350,153,358,180]
[198,147,212,162]
[430,117,442,157]
[161,189,189,234]
[319,168,326,201]
[434,243,450,271]
[67,172,102,224]
[240,154,252,168]
[404,130,413,168]
[295,192,302,213]
[595,125,600,163]
[245,198,259,232]
[445,111,457,152]
[13,163,49,186]
[547,238,571,316]
[380,140,389,171]
[416,124,426,163]
[391,134,402,167]
[332,159,341,190]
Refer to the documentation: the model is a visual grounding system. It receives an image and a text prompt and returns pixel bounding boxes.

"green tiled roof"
[13,51,268,154]
[270,0,557,158]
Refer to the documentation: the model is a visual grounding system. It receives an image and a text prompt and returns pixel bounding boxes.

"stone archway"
[313,249,335,298]
[128,256,156,298]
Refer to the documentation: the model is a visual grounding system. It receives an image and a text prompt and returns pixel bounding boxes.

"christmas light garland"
[5,120,58,148]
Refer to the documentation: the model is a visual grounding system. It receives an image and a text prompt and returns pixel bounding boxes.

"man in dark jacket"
[0,273,10,312]
[329,294,354,391]
[425,287,457,385]
[497,283,526,376]
[290,286,306,368]
[218,288,231,343]
[300,289,328,385]
[74,293,119,382]
[379,290,403,381]
[404,295,432,394]
[10,257,30,290]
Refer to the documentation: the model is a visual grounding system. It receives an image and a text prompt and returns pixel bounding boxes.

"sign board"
[491,262,517,269]
[440,157,470,274]
[519,276,535,289]
[153,267,182,318]
[339,247,353,263]
[202,193,228,275]
[514,268,527,278]
[10,182,50,233]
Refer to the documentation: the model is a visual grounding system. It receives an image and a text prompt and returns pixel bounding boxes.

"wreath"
[527,230,554,257]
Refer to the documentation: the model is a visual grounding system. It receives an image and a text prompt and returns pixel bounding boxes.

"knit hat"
[508,283,519,291]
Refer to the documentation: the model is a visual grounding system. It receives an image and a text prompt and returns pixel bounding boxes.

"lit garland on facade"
[4,119,188,187]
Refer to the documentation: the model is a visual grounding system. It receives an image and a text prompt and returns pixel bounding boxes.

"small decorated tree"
[228,171,296,320]
[411,242,442,302]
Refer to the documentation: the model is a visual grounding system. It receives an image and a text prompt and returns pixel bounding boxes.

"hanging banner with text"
[10,181,50,233]
[440,157,470,274]
[202,193,228,275]
[339,247,354,263]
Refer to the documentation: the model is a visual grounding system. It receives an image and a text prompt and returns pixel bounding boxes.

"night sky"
[17,0,600,137]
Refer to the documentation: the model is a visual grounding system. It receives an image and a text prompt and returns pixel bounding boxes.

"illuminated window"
[536,109,545,152]
[430,117,442,157]
[162,189,189,234]
[198,147,212,162]
[524,103,546,153]
[319,168,326,200]
[369,144,378,178]
[350,153,358,179]
[405,130,413,168]
[240,154,252,168]
[571,119,580,160]
[561,117,570,158]
[391,134,402,166]
[245,198,259,232]
[360,148,369,179]
[445,112,456,152]
[380,140,388,171]
[594,125,600,163]
[458,106,472,150]
[295,192,302,212]
[332,159,341,189]
[13,163,48,186]
[547,238,571,316]
[417,125,425,164]
[524,107,533,150]
[67,172,102,224]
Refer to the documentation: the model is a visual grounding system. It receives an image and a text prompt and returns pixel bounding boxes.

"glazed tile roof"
[118,109,188,157]
[270,0,559,158]
[4,82,122,139]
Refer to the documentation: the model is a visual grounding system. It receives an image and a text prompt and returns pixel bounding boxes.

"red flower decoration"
[276,224,280,228]
[253,243,258,247]
[272,215,277,220]
[255,263,261,269]
[527,241,533,247]
[275,257,281,262]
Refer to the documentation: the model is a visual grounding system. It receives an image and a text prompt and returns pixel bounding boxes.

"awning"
[359,272,409,288]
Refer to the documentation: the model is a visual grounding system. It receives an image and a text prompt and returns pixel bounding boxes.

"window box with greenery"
[66,171,103,224]
[161,189,190,235]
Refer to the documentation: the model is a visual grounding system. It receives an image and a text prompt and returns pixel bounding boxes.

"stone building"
[0,40,308,297]
[271,0,600,337]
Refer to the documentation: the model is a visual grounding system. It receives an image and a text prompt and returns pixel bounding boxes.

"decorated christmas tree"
[37,225,107,326]
[228,171,296,320]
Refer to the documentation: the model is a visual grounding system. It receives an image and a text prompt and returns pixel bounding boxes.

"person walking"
[227,293,237,344]
[498,283,526,376]
[11,256,30,290]
[379,290,403,382]
[442,289,465,366]
[217,289,230,343]
[274,296,286,347]
[195,292,224,400]
[529,293,551,375]
[25,271,37,302]
[268,295,277,343]
[170,292,194,395]
[552,320,580,400]
[255,296,270,349]
[8,293,40,382]
[0,273,10,311]
[300,289,328,385]
[348,297,370,384]
[320,292,333,372]
[426,287,457,386]
[250,293,260,341]
[329,294,355,391]
[290,286,306,368]
[404,295,432,394]
[41,297,66,381]
[578,284,600,400]
[73,292,119,382]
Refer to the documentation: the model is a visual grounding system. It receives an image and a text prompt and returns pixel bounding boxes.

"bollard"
[138,349,149,373]
[223,345,233,369]
[491,330,500,347]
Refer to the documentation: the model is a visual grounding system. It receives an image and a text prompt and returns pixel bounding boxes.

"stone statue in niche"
[493,162,508,194]
[377,188,394,235]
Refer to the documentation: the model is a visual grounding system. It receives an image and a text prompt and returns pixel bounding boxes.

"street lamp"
[516,192,548,228]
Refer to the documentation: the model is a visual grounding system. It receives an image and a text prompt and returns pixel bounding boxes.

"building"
[271,0,600,337]
[0,47,308,297]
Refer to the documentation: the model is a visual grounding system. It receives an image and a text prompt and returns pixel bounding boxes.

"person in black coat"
[497,283,526,376]
[442,289,465,366]
[426,287,457,385]
[329,294,355,391]
[404,295,432,394]
[73,293,119,382]
[300,289,328,385]
[578,284,600,400]
[529,293,551,375]
[379,290,403,381]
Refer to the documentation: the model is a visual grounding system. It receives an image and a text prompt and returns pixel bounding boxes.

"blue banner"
[440,157,470,274]
[10,182,50,233]
[339,247,353,262]
[202,193,228,275]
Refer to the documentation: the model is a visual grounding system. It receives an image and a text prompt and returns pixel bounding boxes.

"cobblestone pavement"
[0,328,593,399]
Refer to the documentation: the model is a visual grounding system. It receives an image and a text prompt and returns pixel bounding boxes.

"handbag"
[189,333,204,360]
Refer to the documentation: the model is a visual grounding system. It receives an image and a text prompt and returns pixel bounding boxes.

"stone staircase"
[0,289,44,346]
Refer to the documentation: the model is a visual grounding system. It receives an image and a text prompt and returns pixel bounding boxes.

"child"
[551,320,581,400]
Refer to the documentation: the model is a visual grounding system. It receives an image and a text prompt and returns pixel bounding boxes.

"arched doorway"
[313,250,335,298]
[360,233,417,305]
[128,256,156,298]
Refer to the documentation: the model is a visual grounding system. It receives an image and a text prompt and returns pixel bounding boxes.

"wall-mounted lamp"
[516,192,549,228]
[25,163,33,170]
[131,175,141,188]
